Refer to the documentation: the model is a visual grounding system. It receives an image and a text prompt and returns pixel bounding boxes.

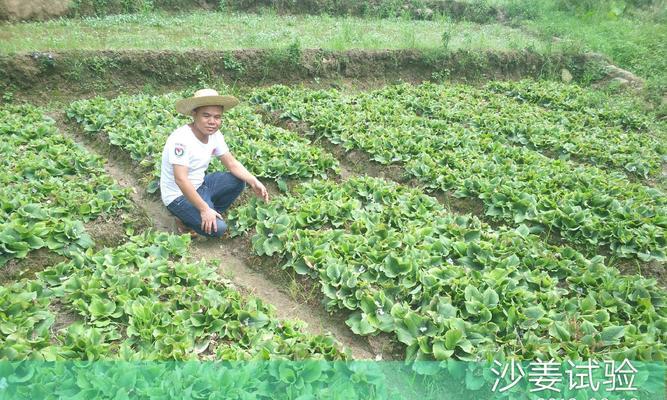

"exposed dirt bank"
[1,49,608,105]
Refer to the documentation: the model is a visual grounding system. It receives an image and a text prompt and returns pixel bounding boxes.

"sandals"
[175,219,198,238]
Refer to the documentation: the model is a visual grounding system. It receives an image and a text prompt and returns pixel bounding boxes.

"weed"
[2,91,14,103]
[430,69,450,82]
[69,0,157,17]
[193,64,212,87]
[401,25,417,49]
[267,37,302,69]
[285,273,319,304]
[86,56,119,74]
[462,0,494,23]
[441,29,452,52]
[222,52,245,76]
[31,52,56,71]
[63,59,85,82]
[142,82,157,94]
[579,59,608,85]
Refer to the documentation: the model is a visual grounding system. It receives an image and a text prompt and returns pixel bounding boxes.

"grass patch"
[0,11,558,54]
[472,0,667,109]
[523,8,667,107]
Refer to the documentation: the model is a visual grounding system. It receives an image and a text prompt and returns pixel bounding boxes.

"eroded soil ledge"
[1,49,608,104]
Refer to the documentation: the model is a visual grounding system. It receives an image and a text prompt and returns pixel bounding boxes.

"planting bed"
[1,58,665,399]
[52,82,667,366]
[251,80,666,263]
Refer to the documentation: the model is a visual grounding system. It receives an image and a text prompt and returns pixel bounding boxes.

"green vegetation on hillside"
[496,0,667,109]
[0,12,551,54]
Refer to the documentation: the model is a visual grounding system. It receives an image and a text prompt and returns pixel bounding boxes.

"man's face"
[192,105,223,135]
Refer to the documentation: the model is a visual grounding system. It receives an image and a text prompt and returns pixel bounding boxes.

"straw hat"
[175,88,239,115]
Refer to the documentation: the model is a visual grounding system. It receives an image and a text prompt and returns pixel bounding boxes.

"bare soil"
[616,259,667,288]
[84,215,132,249]
[1,248,66,285]
[49,298,81,340]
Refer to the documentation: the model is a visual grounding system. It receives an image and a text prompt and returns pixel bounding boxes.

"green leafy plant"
[250,81,666,262]
[2,231,350,362]
[66,91,339,193]
[0,105,132,267]
[230,176,667,362]
[222,52,245,76]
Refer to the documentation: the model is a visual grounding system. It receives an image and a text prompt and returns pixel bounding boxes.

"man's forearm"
[228,159,258,185]
[175,178,209,212]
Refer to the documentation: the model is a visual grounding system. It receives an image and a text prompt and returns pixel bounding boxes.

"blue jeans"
[166,172,245,237]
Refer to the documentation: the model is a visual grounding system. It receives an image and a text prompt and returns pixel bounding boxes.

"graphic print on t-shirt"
[175,143,185,157]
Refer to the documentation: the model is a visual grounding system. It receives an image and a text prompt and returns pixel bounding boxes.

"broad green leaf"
[345,313,375,336]
[549,321,571,342]
[444,328,464,350]
[600,325,625,345]
[433,339,454,360]
[482,288,499,308]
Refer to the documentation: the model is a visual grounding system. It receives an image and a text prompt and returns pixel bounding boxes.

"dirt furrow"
[52,111,377,360]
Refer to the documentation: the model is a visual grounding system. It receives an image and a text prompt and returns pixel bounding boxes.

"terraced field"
[62,81,667,360]
[251,80,666,262]
[1,105,391,397]
[2,0,667,396]
[2,78,666,398]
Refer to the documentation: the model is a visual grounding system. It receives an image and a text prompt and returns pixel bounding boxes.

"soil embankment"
[1,49,608,104]
[0,0,69,21]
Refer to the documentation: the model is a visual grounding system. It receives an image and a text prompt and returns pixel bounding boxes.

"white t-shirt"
[160,124,230,206]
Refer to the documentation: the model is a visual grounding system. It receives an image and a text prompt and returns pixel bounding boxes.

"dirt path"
[51,111,377,360]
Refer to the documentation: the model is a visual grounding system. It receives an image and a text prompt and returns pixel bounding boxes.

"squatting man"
[160,89,270,237]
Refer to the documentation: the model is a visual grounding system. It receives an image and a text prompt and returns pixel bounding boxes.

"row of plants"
[378,80,665,178]
[254,81,665,178]
[1,231,348,361]
[0,102,384,394]
[66,91,339,193]
[0,360,392,399]
[1,231,404,397]
[488,78,667,146]
[0,105,132,267]
[250,83,666,262]
[230,176,667,363]
[485,79,656,125]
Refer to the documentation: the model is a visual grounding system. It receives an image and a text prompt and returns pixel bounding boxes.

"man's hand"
[220,153,270,203]
[200,207,222,234]
[250,178,269,203]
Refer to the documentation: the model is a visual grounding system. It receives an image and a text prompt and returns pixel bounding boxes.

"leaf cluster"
[66,93,339,193]
[250,82,667,262]
[230,176,667,362]
[0,105,132,267]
